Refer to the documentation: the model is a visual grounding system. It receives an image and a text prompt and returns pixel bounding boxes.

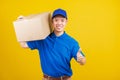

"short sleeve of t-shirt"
[71,42,80,60]
[27,40,42,50]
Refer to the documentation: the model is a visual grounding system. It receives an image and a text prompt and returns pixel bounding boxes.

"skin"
[52,15,67,36]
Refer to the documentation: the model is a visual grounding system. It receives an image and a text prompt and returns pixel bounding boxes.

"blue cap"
[52,8,67,19]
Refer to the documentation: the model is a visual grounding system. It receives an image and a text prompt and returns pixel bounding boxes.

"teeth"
[57,26,61,28]
[57,27,61,28]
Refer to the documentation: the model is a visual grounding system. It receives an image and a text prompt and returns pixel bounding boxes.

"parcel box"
[13,12,52,42]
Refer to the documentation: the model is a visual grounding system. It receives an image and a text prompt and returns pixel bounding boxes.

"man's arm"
[77,48,86,65]
[19,41,28,48]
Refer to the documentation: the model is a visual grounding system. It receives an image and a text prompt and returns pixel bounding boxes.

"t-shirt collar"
[50,31,66,38]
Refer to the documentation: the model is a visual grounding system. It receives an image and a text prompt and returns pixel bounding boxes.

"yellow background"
[0,0,120,80]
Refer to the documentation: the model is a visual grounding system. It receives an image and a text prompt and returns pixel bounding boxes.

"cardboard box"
[13,12,52,42]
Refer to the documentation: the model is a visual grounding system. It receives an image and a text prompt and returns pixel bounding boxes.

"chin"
[55,29,63,32]
[56,29,63,32]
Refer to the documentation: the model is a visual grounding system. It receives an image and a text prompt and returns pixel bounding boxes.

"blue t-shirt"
[27,32,80,77]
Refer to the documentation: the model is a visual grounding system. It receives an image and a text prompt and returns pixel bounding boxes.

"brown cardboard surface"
[13,12,52,42]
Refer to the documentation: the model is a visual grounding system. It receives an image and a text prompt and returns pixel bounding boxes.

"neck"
[54,31,64,37]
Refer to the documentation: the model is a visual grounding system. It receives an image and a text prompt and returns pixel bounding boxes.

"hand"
[77,56,86,65]
[17,15,25,20]
[77,50,86,65]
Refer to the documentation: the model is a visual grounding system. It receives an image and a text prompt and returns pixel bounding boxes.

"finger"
[17,15,25,19]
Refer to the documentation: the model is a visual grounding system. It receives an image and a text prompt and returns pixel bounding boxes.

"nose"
[57,21,62,24]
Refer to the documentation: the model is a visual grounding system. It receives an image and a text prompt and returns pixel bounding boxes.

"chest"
[43,37,72,57]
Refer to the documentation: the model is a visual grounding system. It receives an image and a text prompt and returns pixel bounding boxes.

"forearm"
[19,41,28,48]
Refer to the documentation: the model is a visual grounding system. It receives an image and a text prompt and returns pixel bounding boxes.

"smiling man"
[19,8,86,80]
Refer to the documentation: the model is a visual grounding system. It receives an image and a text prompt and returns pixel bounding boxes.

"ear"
[66,19,68,23]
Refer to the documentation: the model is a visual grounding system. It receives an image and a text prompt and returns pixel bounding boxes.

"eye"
[54,19,58,22]
[61,19,65,22]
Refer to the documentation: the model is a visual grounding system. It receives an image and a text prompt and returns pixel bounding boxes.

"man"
[19,8,86,80]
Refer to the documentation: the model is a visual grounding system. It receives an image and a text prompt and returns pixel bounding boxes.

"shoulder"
[63,33,79,48]
[65,33,78,44]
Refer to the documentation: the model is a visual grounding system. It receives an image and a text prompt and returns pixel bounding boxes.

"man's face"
[52,15,67,32]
